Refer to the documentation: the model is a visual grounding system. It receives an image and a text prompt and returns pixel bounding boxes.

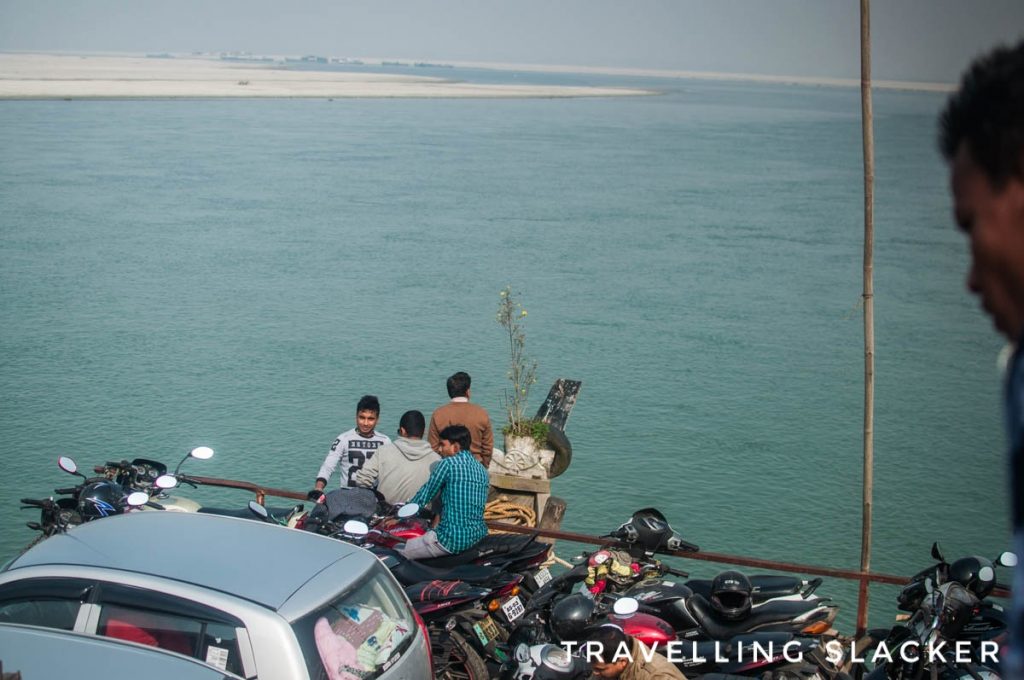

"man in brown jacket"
[585,626,686,680]
[428,371,494,468]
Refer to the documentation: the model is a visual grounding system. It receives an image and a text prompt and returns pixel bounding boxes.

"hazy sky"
[1,0,1022,84]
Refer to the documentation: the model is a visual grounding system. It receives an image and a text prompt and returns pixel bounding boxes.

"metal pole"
[857,0,877,639]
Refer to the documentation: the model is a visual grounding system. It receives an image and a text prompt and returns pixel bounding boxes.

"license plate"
[501,595,525,622]
[473,616,501,646]
[533,567,552,587]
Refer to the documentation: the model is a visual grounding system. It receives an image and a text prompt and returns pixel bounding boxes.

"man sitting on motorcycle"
[399,424,488,560]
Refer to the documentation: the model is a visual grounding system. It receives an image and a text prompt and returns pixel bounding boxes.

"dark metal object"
[533,379,582,431]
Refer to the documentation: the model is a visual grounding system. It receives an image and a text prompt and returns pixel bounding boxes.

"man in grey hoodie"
[354,409,441,504]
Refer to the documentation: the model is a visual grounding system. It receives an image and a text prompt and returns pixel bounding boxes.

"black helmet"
[550,593,596,642]
[948,556,997,599]
[936,582,979,639]
[710,570,752,621]
[78,480,126,520]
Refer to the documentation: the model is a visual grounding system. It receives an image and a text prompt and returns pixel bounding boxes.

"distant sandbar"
[0,53,656,100]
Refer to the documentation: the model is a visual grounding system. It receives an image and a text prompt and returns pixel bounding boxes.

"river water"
[0,67,1008,631]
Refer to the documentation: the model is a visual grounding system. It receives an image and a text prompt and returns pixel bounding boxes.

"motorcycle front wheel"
[432,629,488,680]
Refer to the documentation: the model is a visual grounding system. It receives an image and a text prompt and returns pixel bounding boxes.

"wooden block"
[488,472,551,494]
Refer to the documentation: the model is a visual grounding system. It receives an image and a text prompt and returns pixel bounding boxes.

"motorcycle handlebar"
[663,566,689,578]
[53,487,79,495]
[20,498,46,508]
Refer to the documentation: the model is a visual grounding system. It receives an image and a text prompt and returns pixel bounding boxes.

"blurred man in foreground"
[940,38,1024,676]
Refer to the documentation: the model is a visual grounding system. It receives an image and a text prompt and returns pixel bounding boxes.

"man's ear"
[398,427,407,437]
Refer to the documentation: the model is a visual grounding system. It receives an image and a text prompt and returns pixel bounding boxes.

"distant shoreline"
[429,58,955,93]
[0,51,954,100]
[0,53,655,100]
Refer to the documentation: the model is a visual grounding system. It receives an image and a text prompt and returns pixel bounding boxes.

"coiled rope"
[484,496,536,531]
[484,496,572,569]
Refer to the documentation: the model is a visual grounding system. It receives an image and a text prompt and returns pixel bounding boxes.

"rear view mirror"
[126,492,150,508]
[397,503,419,519]
[58,456,78,475]
[998,551,1018,568]
[343,520,369,536]
[190,446,214,460]
[155,475,178,490]
[248,501,269,520]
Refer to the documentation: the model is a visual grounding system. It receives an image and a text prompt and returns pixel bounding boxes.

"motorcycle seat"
[686,593,827,639]
[375,549,513,587]
[686,574,807,603]
[405,580,491,604]
[417,533,539,568]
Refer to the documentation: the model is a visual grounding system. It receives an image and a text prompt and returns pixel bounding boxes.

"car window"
[0,577,92,630]
[96,584,246,676]
[292,563,416,680]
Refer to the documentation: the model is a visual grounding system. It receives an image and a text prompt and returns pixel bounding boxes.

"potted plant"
[495,286,551,476]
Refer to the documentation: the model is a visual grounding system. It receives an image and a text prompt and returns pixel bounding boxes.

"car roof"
[4,511,370,610]
[0,622,242,679]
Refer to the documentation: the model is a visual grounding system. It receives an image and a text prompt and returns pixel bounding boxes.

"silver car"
[0,511,432,680]
[0,622,244,679]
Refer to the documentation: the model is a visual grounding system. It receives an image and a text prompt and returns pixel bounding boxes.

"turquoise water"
[0,70,1007,632]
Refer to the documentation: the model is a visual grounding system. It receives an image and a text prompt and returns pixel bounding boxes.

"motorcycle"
[860,543,1015,680]
[334,515,530,680]
[520,509,838,643]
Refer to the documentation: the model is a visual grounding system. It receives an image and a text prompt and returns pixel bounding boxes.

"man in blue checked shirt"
[400,424,489,559]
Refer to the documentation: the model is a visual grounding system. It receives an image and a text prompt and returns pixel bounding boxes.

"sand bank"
[410,58,956,93]
[0,53,655,99]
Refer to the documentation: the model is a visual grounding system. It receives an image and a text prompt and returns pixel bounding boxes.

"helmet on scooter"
[77,480,126,519]
[709,570,752,621]
[550,593,596,642]
[936,581,979,639]
[948,555,996,599]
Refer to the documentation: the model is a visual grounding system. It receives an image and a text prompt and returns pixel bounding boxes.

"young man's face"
[952,144,1024,340]
[437,439,460,457]
[355,409,379,436]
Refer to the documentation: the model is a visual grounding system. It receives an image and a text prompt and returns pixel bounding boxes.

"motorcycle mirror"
[57,456,82,477]
[155,475,178,490]
[174,445,214,475]
[126,492,150,508]
[979,566,995,583]
[998,551,1018,568]
[612,597,639,618]
[343,520,369,536]
[190,446,214,460]
[925,577,935,595]
[931,542,945,562]
[248,500,270,521]
[397,503,419,519]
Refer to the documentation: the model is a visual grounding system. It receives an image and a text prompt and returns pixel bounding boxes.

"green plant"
[496,286,548,444]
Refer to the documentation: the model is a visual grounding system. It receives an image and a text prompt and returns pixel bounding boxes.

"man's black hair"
[584,625,630,665]
[399,410,426,438]
[356,394,380,415]
[446,371,472,398]
[939,39,1024,188]
[438,424,472,453]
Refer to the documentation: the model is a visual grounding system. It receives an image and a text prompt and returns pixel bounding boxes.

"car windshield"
[292,562,415,680]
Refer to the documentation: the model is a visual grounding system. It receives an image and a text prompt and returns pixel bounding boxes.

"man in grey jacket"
[354,410,440,504]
